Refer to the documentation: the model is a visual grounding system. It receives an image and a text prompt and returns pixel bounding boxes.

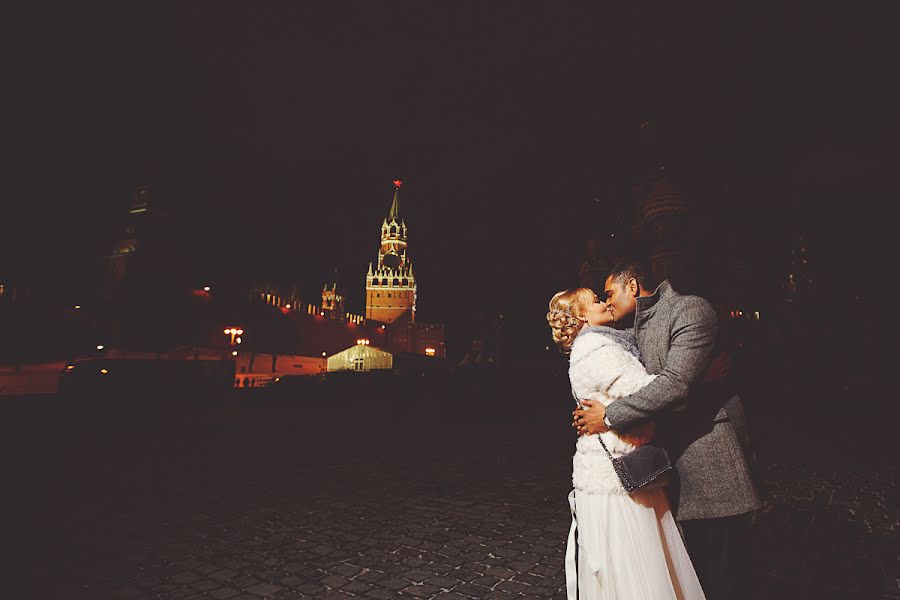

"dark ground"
[2,368,896,600]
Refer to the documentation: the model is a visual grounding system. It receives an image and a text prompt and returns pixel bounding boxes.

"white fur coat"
[570,330,657,494]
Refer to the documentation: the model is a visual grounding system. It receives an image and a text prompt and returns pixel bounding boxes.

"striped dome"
[642,178,689,222]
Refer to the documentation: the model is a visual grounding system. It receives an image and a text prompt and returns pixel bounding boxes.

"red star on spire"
[392,179,403,188]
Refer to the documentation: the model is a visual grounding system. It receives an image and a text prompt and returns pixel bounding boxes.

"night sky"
[5,4,897,323]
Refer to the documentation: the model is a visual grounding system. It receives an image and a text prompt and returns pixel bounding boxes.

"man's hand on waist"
[573,400,611,435]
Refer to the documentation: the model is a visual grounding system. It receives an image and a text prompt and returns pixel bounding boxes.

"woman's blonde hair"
[547,287,595,352]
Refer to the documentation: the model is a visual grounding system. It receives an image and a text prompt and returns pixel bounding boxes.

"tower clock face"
[382,251,401,269]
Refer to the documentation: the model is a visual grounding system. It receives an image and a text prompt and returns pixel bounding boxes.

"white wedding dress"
[566,328,705,600]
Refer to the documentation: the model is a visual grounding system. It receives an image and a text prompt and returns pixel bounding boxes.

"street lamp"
[224,328,244,345]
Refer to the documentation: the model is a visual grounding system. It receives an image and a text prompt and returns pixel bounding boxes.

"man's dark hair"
[607,261,654,291]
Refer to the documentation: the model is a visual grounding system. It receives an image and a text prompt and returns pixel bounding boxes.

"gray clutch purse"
[595,434,672,493]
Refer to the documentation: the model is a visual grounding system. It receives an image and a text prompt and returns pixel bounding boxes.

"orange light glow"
[425,348,436,356]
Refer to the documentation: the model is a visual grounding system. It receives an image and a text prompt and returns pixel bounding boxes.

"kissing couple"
[547,262,760,600]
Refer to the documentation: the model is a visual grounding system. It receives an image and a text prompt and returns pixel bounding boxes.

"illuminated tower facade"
[101,184,162,301]
[365,180,416,324]
[321,270,345,320]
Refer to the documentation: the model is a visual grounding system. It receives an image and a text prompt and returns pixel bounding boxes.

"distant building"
[100,185,170,302]
[580,122,697,294]
[365,181,446,358]
[327,343,393,372]
[366,181,416,324]
[321,270,345,320]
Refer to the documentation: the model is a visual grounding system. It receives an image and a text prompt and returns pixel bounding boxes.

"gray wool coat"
[604,280,761,521]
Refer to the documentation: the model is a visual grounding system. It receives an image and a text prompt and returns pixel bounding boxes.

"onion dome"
[642,177,689,223]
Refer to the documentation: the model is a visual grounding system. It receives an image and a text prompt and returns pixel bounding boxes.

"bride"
[547,288,705,600]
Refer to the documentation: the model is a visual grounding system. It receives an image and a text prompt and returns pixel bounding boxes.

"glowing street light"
[74,305,81,310]
[231,350,238,357]
[224,328,244,345]
[96,344,105,351]
[203,286,211,292]
[425,348,436,357]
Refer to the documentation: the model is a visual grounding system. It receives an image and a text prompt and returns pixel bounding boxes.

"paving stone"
[483,566,516,579]
[170,571,201,584]
[365,589,400,600]
[401,569,434,583]
[294,582,326,595]
[423,575,464,589]
[380,576,414,591]
[210,569,239,581]
[402,584,442,598]
[340,579,374,594]
[246,582,283,596]
[356,570,389,584]
[191,578,223,592]
[495,579,530,593]
[452,582,491,597]
[321,574,350,588]
[232,575,263,589]
[470,575,501,588]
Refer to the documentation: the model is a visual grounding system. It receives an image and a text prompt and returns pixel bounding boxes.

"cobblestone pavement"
[4,382,897,600]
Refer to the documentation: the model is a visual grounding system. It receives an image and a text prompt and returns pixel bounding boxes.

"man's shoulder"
[661,293,716,323]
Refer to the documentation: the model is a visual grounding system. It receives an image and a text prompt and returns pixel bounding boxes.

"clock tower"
[365,180,416,324]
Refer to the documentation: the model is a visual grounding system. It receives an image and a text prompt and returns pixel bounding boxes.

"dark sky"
[5,3,897,322]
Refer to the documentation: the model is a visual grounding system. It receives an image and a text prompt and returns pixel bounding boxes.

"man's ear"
[627,278,639,297]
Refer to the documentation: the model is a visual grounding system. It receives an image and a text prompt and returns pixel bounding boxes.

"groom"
[574,262,760,600]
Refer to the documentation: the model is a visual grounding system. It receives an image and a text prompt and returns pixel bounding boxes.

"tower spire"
[388,179,402,221]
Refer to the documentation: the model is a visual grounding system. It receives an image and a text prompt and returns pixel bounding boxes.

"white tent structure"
[326,344,393,372]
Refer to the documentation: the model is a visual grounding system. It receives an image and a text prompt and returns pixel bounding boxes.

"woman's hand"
[572,399,610,435]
